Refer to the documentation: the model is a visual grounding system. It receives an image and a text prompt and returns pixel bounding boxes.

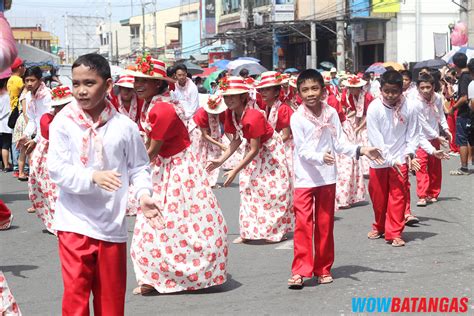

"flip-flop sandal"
[232,237,247,244]
[288,275,304,289]
[450,168,469,175]
[427,197,438,203]
[367,231,383,239]
[18,176,29,182]
[133,285,156,295]
[391,238,405,247]
[0,215,13,230]
[317,275,333,284]
[416,199,427,207]
[405,215,419,226]
[27,207,36,213]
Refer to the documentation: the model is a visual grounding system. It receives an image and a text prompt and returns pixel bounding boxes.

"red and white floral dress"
[223,107,293,242]
[130,96,228,293]
[341,89,374,176]
[109,92,144,124]
[0,271,21,315]
[327,91,365,209]
[266,100,294,180]
[193,108,226,187]
[28,113,58,235]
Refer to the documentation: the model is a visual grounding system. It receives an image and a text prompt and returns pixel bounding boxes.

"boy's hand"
[437,136,449,147]
[433,150,449,160]
[360,147,384,165]
[323,150,335,165]
[92,170,122,192]
[444,130,453,143]
[139,194,164,229]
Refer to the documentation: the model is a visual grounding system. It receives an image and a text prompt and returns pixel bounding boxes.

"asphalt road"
[1,158,473,315]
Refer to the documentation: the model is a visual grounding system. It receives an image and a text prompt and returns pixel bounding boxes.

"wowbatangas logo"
[352,297,469,313]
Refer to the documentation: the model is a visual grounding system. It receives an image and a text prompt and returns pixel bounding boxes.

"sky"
[5,0,184,46]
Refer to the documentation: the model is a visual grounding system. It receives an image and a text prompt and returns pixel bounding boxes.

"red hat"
[11,57,24,70]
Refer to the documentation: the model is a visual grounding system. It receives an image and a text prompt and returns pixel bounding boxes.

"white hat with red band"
[114,74,135,89]
[344,75,367,88]
[219,76,250,95]
[126,53,175,83]
[202,94,227,114]
[50,86,74,107]
[288,75,297,89]
[256,71,286,89]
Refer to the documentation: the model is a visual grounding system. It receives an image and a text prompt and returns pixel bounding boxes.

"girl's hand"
[323,150,335,165]
[223,169,238,187]
[207,159,223,173]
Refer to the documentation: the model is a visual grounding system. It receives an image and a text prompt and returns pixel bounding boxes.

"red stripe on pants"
[292,184,335,277]
[368,166,407,241]
[416,139,442,199]
[58,231,126,316]
[0,199,11,221]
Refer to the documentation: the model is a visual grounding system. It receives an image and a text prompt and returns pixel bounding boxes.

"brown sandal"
[391,238,405,247]
[367,231,383,239]
[132,285,156,295]
[288,275,304,289]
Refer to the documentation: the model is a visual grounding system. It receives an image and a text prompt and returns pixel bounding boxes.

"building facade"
[12,26,54,53]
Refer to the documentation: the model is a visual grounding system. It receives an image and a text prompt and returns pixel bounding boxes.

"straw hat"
[256,71,286,89]
[50,86,74,107]
[219,76,250,95]
[202,94,227,114]
[330,67,337,73]
[288,75,297,89]
[126,53,175,83]
[114,74,135,89]
[344,75,367,88]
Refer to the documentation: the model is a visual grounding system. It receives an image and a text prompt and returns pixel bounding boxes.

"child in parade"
[193,94,228,188]
[207,76,293,244]
[127,54,228,295]
[47,53,162,315]
[366,70,420,247]
[109,74,143,124]
[414,73,451,206]
[30,86,73,235]
[287,69,383,288]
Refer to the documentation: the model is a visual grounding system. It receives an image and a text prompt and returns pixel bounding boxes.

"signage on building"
[273,0,295,22]
[350,0,370,18]
[204,0,216,37]
[209,51,232,64]
[372,0,400,13]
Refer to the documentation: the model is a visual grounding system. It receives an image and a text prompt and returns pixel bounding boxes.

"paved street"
[1,159,473,315]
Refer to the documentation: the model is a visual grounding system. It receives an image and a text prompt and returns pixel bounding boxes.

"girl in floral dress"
[340,76,374,176]
[193,94,227,188]
[256,71,295,179]
[12,89,29,182]
[208,76,292,244]
[128,54,228,295]
[323,75,365,209]
[30,86,73,234]
[0,271,21,316]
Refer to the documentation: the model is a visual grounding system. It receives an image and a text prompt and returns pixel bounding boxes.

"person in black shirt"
[450,52,472,175]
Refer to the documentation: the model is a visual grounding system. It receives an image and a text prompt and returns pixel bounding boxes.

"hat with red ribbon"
[126,53,175,83]
[51,86,74,107]
[202,94,227,114]
[256,71,285,89]
[219,76,250,95]
[344,75,367,88]
[114,74,135,89]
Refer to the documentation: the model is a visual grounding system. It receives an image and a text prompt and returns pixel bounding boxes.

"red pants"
[0,199,11,221]
[58,231,127,316]
[416,139,442,199]
[446,110,459,153]
[292,184,335,277]
[405,179,412,216]
[368,166,408,241]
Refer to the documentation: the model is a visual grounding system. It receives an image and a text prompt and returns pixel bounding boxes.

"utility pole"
[310,0,317,69]
[65,13,69,64]
[108,1,113,62]
[142,3,146,51]
[336,0,345,71]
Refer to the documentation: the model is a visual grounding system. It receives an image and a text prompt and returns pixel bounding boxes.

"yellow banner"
[372,0,400,13]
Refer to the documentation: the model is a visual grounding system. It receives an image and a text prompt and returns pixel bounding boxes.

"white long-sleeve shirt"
[23,90,52,142]
[48,109,152,243]
[173,77,200,118]
[367,98,419,168]
[291,105,358,188]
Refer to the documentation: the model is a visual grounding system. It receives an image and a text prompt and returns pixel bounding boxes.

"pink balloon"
[454,22,468,34]
[0,12,18,73]
[451,30,468,47]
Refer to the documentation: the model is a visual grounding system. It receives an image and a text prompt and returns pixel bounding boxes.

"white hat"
[219,76,251,96]
[256,71,286,89]
[344,75,367,88]
[50,86,74,107]
[202,94,227,114]
[126,54,175,83]
[114,74,135,89]
[330,67,337,73]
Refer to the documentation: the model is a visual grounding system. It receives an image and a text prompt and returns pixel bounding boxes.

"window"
[223,0,240,15]
[255,0,271,7]
[130,25,140,39]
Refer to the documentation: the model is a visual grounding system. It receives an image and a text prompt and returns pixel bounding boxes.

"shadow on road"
[303,265,406,285]
[403,231,438,242]
[416,216,454,224]
[436,196,462,202]
[142,274,243,296]
[2,192,29,204]
[0,265,38,278]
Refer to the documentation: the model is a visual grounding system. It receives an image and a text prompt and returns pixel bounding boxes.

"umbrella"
[203,69,224,92]
[236,56,260,63]
[199,66,218,78]
[442,46,474,63]
[231,63,268,76]
[366,63,386,75]
[319,61,334,70]
[383,61,404,71]
[284,67,298,73]
[183,61,204,75]
[413,59,446,70]
[227,59,259,70]
[211,59,230,70]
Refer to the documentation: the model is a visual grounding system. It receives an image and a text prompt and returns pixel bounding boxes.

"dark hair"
[167,66,176,77]
[400,70,412,81]
[210,81,217,86]
[416,73,435,86]
[239,68,249,77]
[0,78,9,89]
[362,72,371,81]
[468,58,474,73]
[380,70,403,89]
[385,66,395,72]
[296,69,324,91]
[24,66,43,79]
[157,80,168,95]
[175,64,188,73]
[453,52,468,68]
[194,76,202,84]
[72,53,111,80]
[429,69,441,92]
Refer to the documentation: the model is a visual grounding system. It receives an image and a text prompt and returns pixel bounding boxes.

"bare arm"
[222,137,260,187]
[280,126,291,143]
[201,127,226,151]
[147,139,163,162]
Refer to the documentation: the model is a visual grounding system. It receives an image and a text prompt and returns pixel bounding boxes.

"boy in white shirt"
[288,69,383,289]
[48,54,163,315]
[414,73,451,207]
[366,70,420,248]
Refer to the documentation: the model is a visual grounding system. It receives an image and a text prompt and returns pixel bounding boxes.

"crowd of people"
[1,44,473,314]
